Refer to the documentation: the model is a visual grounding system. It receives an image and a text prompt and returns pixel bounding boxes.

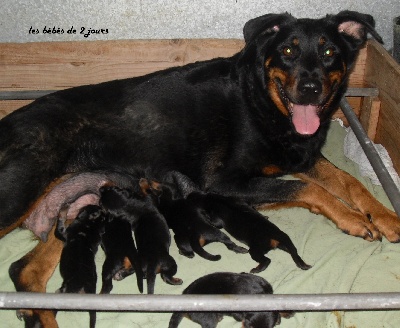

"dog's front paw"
[368,208,400,243]
[336,210,382,241]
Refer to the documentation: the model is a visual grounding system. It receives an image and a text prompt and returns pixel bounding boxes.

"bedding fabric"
[1,121,399,327]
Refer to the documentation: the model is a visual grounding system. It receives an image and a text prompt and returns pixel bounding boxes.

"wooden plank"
[374,96,400,173]
[0,100,31,118]
[0,39,244,91]
[364,40,400,174]
[359,96,381,140]
[0,39,366,89]
[0,39,367,119]
[348,46,367,87]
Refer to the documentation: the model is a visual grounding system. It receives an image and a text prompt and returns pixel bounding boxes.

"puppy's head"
[244,311,281,328]
[242,11,382,136]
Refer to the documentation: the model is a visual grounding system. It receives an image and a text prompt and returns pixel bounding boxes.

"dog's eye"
[324,47,335,57]
[282,47,293,56]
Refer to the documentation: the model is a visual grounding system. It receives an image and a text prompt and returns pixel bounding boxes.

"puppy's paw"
[162,274,183,285]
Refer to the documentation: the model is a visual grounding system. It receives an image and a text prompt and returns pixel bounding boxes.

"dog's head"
[241,11,382,136]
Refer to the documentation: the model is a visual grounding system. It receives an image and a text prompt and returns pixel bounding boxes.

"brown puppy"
[168,272,292,328]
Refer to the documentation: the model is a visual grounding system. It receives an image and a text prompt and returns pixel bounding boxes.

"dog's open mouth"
[289,103,321,135]
[276,79,322,135]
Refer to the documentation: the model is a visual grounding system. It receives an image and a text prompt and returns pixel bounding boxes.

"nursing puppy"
[99,215,144,294]
[168,272,291,328]
[56,205,106,328]
[100,185,182,294]
[159,181,248,261]
[192,193,311,273]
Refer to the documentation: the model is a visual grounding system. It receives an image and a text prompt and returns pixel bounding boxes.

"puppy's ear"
[335,10,383,44]
[243,12,294,44]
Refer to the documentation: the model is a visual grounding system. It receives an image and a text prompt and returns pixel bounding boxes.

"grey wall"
[1,0,398,50]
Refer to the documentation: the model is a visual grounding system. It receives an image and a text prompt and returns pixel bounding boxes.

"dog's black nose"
[298,79,322,97]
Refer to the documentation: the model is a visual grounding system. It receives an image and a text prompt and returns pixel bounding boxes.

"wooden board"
[0,39,245,91]
[0,39,367,118]
[364,40,400,174]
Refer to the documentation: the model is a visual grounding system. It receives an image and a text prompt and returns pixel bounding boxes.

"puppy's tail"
[278,235,311,270]
[146,266,157,294]
[127,247,144,293]
[168,313,184,328]
[190,236,221,261]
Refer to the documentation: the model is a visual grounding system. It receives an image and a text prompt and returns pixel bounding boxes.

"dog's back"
[168,272,280,328]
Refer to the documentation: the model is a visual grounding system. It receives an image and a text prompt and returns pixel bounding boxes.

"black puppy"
[159,181,248,261]
[99,184,145,295]
[56,204,106,328]
[99,215,144,294]
[168,272,292,328]
[100,185,182,294]
[192,193,311,273]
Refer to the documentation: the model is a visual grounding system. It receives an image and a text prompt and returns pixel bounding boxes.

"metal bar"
[340,97,400,217]
[0,87,378,101]
[1,292,400,312]
[0,90,57,100]
[345,87,379,97]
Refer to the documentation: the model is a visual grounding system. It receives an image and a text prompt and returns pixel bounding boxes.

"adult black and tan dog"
[1,11,397,241]
[1,10,400,320]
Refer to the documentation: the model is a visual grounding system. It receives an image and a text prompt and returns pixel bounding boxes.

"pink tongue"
[291,104,320,135]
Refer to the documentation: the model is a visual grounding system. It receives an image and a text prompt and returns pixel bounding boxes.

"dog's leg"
[261,180,382,241]
[294,157,400,242]
[174,234,196,258]
[248,249,272,273]
[214,177,382,241]
[9,226,62,328]
[168,313,184,328]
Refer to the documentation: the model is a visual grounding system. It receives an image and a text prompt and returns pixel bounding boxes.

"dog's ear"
[243,13,294,44]
[335,10,383,45]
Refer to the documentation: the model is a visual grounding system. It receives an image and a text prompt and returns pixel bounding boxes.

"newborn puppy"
[100,184,182,294]
[159,183,248,261]
[99,214,144,294]
[168,272,291,328]
[192,193,311,273]
[99,184,146,294]
[56,204,106,328]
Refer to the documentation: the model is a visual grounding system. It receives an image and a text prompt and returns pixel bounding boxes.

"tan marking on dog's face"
[265,66,291,116]
[328,70,344,86]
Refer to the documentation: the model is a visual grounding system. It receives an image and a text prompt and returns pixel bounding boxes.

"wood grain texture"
[364,40,400,174]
